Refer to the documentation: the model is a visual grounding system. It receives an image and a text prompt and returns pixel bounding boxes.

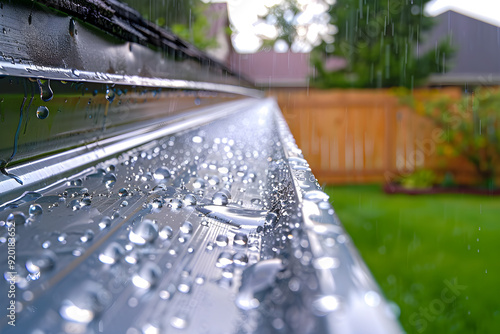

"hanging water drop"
[105,88,115,103]
[37,79,53,102]
[69,17,77,36]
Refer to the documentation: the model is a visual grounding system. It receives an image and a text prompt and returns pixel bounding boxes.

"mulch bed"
[383,183,500,196]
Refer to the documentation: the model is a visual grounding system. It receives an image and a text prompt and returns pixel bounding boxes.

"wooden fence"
[270,87,486,185]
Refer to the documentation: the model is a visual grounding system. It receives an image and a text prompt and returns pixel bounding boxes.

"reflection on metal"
[0,1,402,333]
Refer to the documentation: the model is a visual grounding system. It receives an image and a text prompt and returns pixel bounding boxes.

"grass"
[324,184,500,334]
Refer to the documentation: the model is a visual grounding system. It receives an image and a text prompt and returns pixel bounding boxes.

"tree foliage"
[119,0,217,51]
[401,88,500,188]
[312,0,454,88]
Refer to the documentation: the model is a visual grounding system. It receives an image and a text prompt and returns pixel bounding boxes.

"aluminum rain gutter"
[0,1,403,333]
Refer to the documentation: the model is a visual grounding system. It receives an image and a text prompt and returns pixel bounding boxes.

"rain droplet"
[206,242,214,252]
[37,79,54,102]
[167,198,182,209]
[216,252,233,268]
[192,136,203,143]
[364,290,381,307]
[196,205,267,228]
[142,323,160,334]
[153,167,171,181]
[235,259,283,310]
[69,199,81,211]
[99,242,125,264]
[303,190,329,203]
[103,173,116,188]
[250,198,261,206]
[180,221,193,235]
[265,212,278,226]
[129,219,158,245]
[6,211,26,226]
[80,197,91,207]
[177,274,193,294]
[233,253,248,267]
[118,188,129,197]
[212,192,229,206]
[99,216,111,229]
[124,250,139,265]
[170,313,189,329]
[69,18,77,36]
[312,257,339,270]
[28,204,43,217]
[207,175,220,186]
[36,106,49,119]
[215,235,228,247]
[192,178,205,189]
[182,194,197,206]
[159,226,173,240]
[25,250,56,274]
[132,262,161,289]
[59,282,111,323]
[234,233,248,246]
[80,229,94,243]
[312,295,342,314]
[105,88,115,103]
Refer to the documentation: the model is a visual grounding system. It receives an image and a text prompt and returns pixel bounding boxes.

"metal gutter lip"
[273,100,404,334]
[0,61,264,99]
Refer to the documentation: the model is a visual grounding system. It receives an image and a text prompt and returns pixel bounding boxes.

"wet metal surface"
[0,98,402,333]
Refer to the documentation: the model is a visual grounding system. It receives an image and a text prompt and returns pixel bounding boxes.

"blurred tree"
[311,0,454,88]
[262,0,335,53]
[401,88,500,188]
[120,0,217,50]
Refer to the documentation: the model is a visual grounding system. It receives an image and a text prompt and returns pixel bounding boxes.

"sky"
[207,0,500,53]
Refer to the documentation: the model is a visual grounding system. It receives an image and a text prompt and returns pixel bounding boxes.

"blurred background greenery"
[325,184,500,333]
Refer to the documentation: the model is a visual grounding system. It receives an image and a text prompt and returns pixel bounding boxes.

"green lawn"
[324,184,500,334]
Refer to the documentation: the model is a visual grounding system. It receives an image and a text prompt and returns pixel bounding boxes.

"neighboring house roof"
[422,10,500,85]
[228,50,312,87]
[227,9,500,88]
